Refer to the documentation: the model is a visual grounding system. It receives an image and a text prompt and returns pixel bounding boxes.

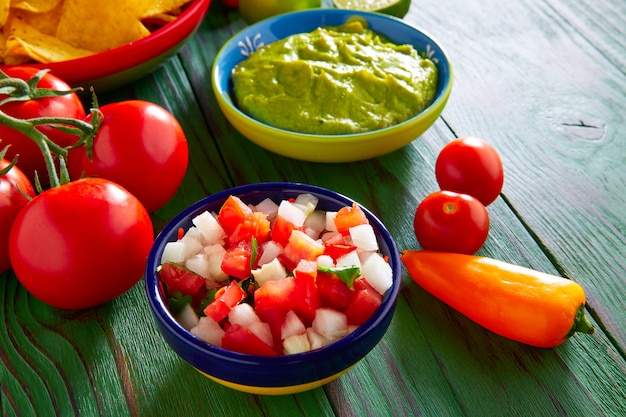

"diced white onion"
[312,308,348,340]
[192,211,226,244]
[281,310,306,340]
[191,317,225,347]
[255,198,279,221]
[277,200,307,227]
[257,240,283,266]
[303,210,326,238]
[185,253,211,278]
[349,224,379,252]
[360,252,393,295]
[252,257,288,286]
[325,211,338,232]
[283,333,311,355]
[336,250,361,269]
[316,255,335,268]
[176,304,199,331]
[306,328,332,350]
[228,303,261,328]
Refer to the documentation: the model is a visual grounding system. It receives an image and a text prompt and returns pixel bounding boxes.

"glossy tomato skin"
[9,178,154,309]
[0,67,86,185]
[68,100,188,213]
[0,160,35,273]
[413,190,490,255]
[435,137,504,206]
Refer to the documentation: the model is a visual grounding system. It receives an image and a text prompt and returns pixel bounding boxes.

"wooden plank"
[400,0,626,349]
[180,2,625,416]
[545,0,626,70]
[1,0,624,415]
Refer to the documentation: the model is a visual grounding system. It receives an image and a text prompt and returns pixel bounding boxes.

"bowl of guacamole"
[212,9,453,163]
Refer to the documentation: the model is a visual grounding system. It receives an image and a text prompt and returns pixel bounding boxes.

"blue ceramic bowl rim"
[212,8,453,139]
[145,182,402,387]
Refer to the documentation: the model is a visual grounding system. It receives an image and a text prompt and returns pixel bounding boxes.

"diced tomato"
[257,306,288,350]
[344,277,382,325]
[254,277,296,345]
[323,242,357,261]
[292,266,320,325]
[334,203,368,235]
[293,259,317,281]
[254,277,296,314]
[316,270,354,310]
[204,281,246,322]
[218,195,252,236]
[270,214,299,246]
[221,324,277,356]
[221,241,252,279]
[159,262,206,296]
[229,211,271,246]
[282,230,324,271]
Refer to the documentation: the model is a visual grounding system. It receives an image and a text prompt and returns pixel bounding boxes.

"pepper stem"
[571,304,595,336]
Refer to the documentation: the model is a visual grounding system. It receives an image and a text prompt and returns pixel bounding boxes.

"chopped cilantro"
[318,265,361,289]
[168,291,192,316]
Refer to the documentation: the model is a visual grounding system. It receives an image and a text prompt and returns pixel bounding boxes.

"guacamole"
[231,21,439,135]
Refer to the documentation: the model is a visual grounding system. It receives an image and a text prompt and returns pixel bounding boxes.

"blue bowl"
[145,182,401,394]
[212,9,453,162]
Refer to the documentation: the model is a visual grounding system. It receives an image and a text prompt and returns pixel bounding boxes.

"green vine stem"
[0,70,101,190]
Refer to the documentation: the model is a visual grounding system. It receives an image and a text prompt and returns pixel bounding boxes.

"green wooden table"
[2,0,624,415]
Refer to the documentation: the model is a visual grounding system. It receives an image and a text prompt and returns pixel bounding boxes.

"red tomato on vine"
[9,178,154,309]
[68,100,188,213]
[435,137,504,206]
[0,159,35,273]
[413,190,489,255]
[0,67,86,185]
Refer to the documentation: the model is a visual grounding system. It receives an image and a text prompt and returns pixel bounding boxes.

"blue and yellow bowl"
[145,182,401,395]
[212,9,453,163]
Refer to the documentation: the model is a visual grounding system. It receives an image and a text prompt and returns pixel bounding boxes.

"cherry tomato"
[435,137,504,206]
[68,100,188,213]
[413,190,489,255]
[0,160,35,273]
[0,67,86,185]
[9,178,154,309]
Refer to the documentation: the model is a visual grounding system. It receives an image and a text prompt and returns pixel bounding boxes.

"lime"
[239,0,322,24]
[332,0,411,18]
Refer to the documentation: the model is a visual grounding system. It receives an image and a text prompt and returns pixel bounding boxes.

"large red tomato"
[0,67,86,185]
[68,100,188,213]
[435,137,504,206]
[413,190,490,255]
[9,178,154,309]
[0,160,35,273]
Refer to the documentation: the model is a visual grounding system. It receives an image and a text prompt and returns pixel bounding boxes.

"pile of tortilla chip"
[0,0,193,64]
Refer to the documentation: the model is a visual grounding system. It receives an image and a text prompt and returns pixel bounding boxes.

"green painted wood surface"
[1,0,624,416]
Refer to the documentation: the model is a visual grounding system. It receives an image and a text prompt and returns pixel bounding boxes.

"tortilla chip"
[134,0,189,19]
[10,0,62,13]
[0,0,191,64]
[55,0,150,53]
[8,2,62,35]
[3,16,93,64]
[0,0,10,26]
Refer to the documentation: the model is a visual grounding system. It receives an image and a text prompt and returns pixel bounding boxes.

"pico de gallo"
[158,193,393,356]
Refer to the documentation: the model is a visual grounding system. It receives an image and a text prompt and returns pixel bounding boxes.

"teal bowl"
[212,9,453,162]
[145,182,401,395]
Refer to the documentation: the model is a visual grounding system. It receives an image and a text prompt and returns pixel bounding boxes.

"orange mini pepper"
[401,250,594,348]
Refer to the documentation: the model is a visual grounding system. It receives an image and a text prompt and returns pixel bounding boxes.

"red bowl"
[0,0,211,92]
